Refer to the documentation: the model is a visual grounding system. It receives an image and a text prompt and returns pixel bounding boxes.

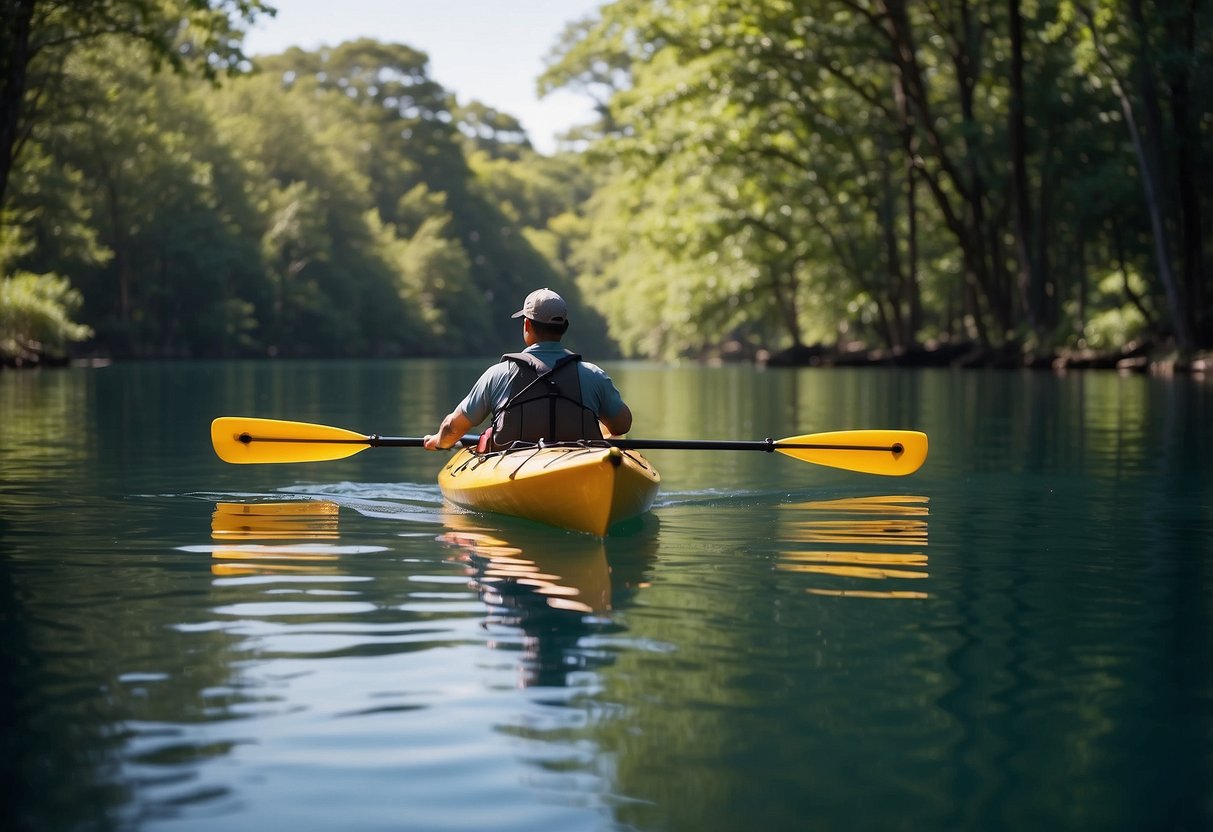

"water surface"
[2,360,1210,831]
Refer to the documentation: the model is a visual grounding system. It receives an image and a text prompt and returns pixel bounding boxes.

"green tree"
[1059,0,1212,351]
[0,271,92,364]
[544,0,1212,359]
[0,0,272,210]
[30,45,265,356]
[205,68,425,356]
[456,101,534,160]
[544,0,937,356]
[396,214,483,343]
[261,39,609,354]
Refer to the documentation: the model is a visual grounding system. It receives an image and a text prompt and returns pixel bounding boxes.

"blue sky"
[243,0,604,153]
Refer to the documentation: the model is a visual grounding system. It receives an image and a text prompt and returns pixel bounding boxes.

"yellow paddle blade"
[211,417,371,464]
[774,430,928,476]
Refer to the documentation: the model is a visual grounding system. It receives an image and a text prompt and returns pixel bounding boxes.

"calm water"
[2,360,1211,831]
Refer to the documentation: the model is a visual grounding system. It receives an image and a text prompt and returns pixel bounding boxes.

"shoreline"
[755,341,1212,376]
[3,343,1211,376]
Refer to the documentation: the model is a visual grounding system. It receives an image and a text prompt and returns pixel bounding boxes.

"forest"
[1,0,1210,370]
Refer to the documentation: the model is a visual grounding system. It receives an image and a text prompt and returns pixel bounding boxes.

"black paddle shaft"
[610,438,904,454]
[236,433,900,454]
[236,433,477,448]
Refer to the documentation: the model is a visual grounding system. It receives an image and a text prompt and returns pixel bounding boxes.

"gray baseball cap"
[511,288,568,324]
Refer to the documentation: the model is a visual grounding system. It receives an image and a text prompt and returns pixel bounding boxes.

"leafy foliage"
[3,0,1211,365]
[544,0,1213,358]
[3,25,609,359]
[0,271,92,364]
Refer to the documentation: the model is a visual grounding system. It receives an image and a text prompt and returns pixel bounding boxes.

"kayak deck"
[437,443,661,536]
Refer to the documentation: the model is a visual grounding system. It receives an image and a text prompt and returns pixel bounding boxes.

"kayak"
[437,443,661,536]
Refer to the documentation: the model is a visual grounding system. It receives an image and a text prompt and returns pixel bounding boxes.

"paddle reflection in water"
[778,495,930,599]
[207,500,350,576]
[437,512,660,687]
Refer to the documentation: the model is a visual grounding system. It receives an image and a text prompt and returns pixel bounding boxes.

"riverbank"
[4,340,1210,376]
[758,339,1212,376]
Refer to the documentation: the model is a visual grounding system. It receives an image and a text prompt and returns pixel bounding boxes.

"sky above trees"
[242,0,604,153]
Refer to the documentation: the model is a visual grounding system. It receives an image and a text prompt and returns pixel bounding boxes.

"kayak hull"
[437,444,661,536]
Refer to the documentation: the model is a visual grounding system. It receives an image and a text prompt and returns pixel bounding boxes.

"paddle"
[211,417,927,476]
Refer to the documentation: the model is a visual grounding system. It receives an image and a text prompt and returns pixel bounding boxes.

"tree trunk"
[1163,1,1207,346]
[880,0,1010,344]
[1076,225,1087,338]
[1084,0,1192,350]
[892,62,922,347]
[877,140,907,349]
[104,175,132,326]
[770,261,803,349]
[906,164,922,342]
[0,0,37,209]
[1118,85,1189,350]
[954,0,1013,339]
[1008,0,1045,339]
[1036,125,1056,333]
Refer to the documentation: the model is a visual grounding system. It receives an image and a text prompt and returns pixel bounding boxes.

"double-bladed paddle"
[211,417,927,476]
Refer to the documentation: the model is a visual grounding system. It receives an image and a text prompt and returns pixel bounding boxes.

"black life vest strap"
[500,351,583,404]
[489,351,599,447]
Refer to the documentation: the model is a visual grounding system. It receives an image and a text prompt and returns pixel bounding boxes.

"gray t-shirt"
[458,343,626,427]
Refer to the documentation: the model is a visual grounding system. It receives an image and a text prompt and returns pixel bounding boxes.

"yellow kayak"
[437,443,661,536]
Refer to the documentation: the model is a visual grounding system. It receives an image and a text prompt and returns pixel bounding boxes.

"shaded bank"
[6,341,1211,376]
[759,340,1212,376]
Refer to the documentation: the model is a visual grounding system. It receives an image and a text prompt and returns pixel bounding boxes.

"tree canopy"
[2,0,1210,367]
[542,0,1212,361]
[1,6,606,362]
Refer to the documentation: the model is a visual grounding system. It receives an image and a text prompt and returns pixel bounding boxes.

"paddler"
[423,288,633,451]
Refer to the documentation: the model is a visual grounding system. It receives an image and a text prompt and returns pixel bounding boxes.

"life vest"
[487,351,602,449]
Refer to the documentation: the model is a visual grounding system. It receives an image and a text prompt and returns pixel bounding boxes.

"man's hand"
[424,409,475,451]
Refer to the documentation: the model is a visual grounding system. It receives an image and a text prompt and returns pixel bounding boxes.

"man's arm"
[424,408,475,450]
[424,362,507,450]
[599,403,633,437]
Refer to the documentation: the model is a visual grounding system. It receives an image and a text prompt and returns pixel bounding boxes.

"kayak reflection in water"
[423,288,633,452]
[438,512,658,688]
